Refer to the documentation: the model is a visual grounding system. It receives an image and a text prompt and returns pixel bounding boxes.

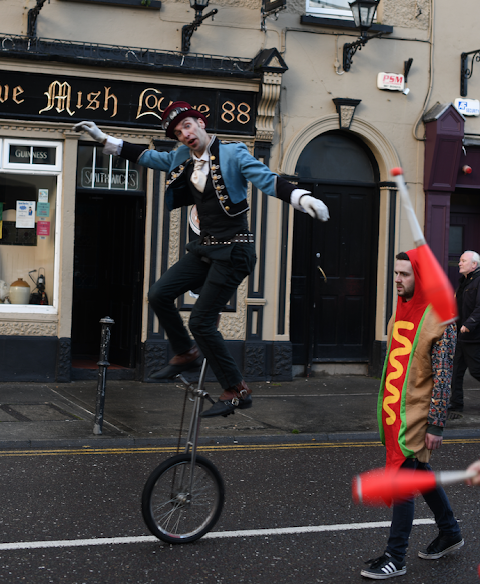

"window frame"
[305,0,354,20]
[3,139,63,173]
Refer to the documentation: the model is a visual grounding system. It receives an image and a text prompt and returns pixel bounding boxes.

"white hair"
[464,250,480,265]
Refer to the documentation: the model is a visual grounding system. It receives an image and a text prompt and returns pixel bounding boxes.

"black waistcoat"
[186,164,249,240]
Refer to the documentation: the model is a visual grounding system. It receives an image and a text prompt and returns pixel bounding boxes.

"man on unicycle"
[74,101,329,417]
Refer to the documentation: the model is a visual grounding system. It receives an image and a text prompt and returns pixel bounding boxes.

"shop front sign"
[8,144,57,166]
[454,98,480,116]
[81,167,139,189]
[0,70,257,135]
[377,72,405,91]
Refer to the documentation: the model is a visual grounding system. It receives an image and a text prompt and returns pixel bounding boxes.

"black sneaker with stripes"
[361,552,406,580]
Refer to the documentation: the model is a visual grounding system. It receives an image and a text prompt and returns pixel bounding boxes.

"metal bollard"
[93,316,115,435]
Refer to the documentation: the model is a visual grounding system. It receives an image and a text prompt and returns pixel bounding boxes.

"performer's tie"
[191,159,207,193]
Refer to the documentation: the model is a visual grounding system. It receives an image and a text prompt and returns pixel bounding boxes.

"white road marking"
[0,519,435,551]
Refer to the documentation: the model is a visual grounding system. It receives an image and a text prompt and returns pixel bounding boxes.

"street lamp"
[343,0,382,72]
[182,0,218,54]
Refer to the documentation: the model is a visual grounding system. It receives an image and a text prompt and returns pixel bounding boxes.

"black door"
[448,193,480,289]
[290,131,379,369]
[71,192,145,368]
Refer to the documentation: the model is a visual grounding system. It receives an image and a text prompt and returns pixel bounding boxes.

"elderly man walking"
[449,250,480,415]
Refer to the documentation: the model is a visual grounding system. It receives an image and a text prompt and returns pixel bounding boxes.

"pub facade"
[1,0,480,382]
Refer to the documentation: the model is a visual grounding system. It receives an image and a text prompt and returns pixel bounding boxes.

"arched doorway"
[290,130,380,373]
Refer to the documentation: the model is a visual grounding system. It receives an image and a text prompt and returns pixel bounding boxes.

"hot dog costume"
[377,248,456,472]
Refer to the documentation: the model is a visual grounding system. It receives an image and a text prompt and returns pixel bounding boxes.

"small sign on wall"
[377,72,405,91]
[454,98,480,116]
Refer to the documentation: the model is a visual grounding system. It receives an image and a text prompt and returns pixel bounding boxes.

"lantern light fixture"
[343,0,382,72]
[182,0,218,54]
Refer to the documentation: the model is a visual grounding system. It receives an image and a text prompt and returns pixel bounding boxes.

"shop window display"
[0,140,61,312]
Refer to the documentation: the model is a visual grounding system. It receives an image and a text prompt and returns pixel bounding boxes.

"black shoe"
[448,410,463,420]
[448,404,463,412]
[149,356,203,380]
[201,395,253,418]
[418,533,464,560]
[361,553,406,579]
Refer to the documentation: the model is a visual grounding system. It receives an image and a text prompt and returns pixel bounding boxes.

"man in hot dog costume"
[361,250,463,580]
[74,102,329,417]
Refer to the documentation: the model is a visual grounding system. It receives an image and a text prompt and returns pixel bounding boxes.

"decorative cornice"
[256,72,283,143]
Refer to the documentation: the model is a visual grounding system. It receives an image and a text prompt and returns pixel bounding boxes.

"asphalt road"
[0,439,479,583]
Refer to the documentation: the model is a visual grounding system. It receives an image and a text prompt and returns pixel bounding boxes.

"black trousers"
[148,239,256,389]
[450,341,480,409]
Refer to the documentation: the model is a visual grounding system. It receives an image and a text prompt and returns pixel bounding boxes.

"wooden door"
[291,182,378,367]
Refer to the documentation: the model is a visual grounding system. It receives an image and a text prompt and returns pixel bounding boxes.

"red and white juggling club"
[390,167,457,324]
[352,467,477,507]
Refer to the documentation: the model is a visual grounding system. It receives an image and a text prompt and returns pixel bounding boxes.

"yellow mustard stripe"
[383,320,414,425]
[0,438,478,457]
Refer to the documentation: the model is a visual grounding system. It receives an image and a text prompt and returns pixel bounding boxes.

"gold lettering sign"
[86,91,101,111]
[39,80,118,118]
[104,87,118,118]
[39,81,75,115]
[136,88,168,121]
[221,100,251,124]
[0,85,9,103]
[12,86,24,104]
[136,88,211,122]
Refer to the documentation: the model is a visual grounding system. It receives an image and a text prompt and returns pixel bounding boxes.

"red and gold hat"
[161,101,207,139]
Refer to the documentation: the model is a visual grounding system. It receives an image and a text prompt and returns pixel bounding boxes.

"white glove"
[300,195,330,222]
[73,121,108,144]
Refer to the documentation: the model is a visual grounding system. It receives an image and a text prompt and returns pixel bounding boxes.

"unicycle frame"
[176,357,214,495]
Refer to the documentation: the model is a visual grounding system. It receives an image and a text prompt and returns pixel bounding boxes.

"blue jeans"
[386,458,461,562]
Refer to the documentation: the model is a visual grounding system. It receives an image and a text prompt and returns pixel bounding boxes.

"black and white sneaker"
[361,552,406,579]
[418,533,464,560]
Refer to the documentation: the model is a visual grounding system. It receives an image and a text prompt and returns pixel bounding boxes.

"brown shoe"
[201,380,252,417]
[149,346,202,380]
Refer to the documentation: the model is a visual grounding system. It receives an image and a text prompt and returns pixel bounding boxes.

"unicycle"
[141,358,225,544]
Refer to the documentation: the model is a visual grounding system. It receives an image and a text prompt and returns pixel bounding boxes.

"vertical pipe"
[93,316,115,435]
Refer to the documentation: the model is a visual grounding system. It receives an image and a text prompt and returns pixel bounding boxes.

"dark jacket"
[456,266,480,342]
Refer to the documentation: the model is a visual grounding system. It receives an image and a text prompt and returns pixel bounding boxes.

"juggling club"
[352,467,477,507]
[390,167,457,325]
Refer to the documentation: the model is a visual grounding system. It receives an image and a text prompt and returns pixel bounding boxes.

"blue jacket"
[121,136,297,217]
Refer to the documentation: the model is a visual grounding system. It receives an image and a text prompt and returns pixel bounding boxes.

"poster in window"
[37,202,50,218]
[38,189,49,203]
[16,201,36,228]
[37,221,51,237]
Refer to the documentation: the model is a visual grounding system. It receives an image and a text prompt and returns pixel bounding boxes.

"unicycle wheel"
[142,453,225,544]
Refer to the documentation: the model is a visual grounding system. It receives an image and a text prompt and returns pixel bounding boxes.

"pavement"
[0,370,479,449]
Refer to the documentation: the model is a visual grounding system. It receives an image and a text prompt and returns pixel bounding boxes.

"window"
[306,0,353,19]
[0,139,62,314]
[76,144,144,191]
